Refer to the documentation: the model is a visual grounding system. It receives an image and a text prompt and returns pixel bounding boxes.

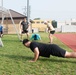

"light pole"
[27,0,32,32]
[27,0,29,22]
[1,0,3,7]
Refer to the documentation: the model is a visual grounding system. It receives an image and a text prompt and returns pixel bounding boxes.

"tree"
[52,20,57,28]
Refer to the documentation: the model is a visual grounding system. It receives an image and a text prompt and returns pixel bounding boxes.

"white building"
[57,19,76,32]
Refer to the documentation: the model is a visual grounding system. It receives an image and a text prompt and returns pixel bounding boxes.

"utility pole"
[23,6,26,16]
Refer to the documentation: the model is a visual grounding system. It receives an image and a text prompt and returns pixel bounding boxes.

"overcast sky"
[0,0,76,21]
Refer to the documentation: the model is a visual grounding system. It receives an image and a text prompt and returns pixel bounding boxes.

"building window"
[32,21,35,24]
[36,21,40,24]
[41,21,44,23]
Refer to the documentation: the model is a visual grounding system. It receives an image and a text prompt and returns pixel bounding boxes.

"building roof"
[0,9,27,20]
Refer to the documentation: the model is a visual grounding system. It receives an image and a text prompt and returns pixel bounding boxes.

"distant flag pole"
[1,0,3,25]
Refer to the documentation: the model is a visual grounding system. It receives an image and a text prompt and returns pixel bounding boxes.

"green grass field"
[0,33,76,75]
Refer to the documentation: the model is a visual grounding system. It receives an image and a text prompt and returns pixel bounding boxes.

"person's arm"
[19,20,22,34]
[30,47,39,62]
